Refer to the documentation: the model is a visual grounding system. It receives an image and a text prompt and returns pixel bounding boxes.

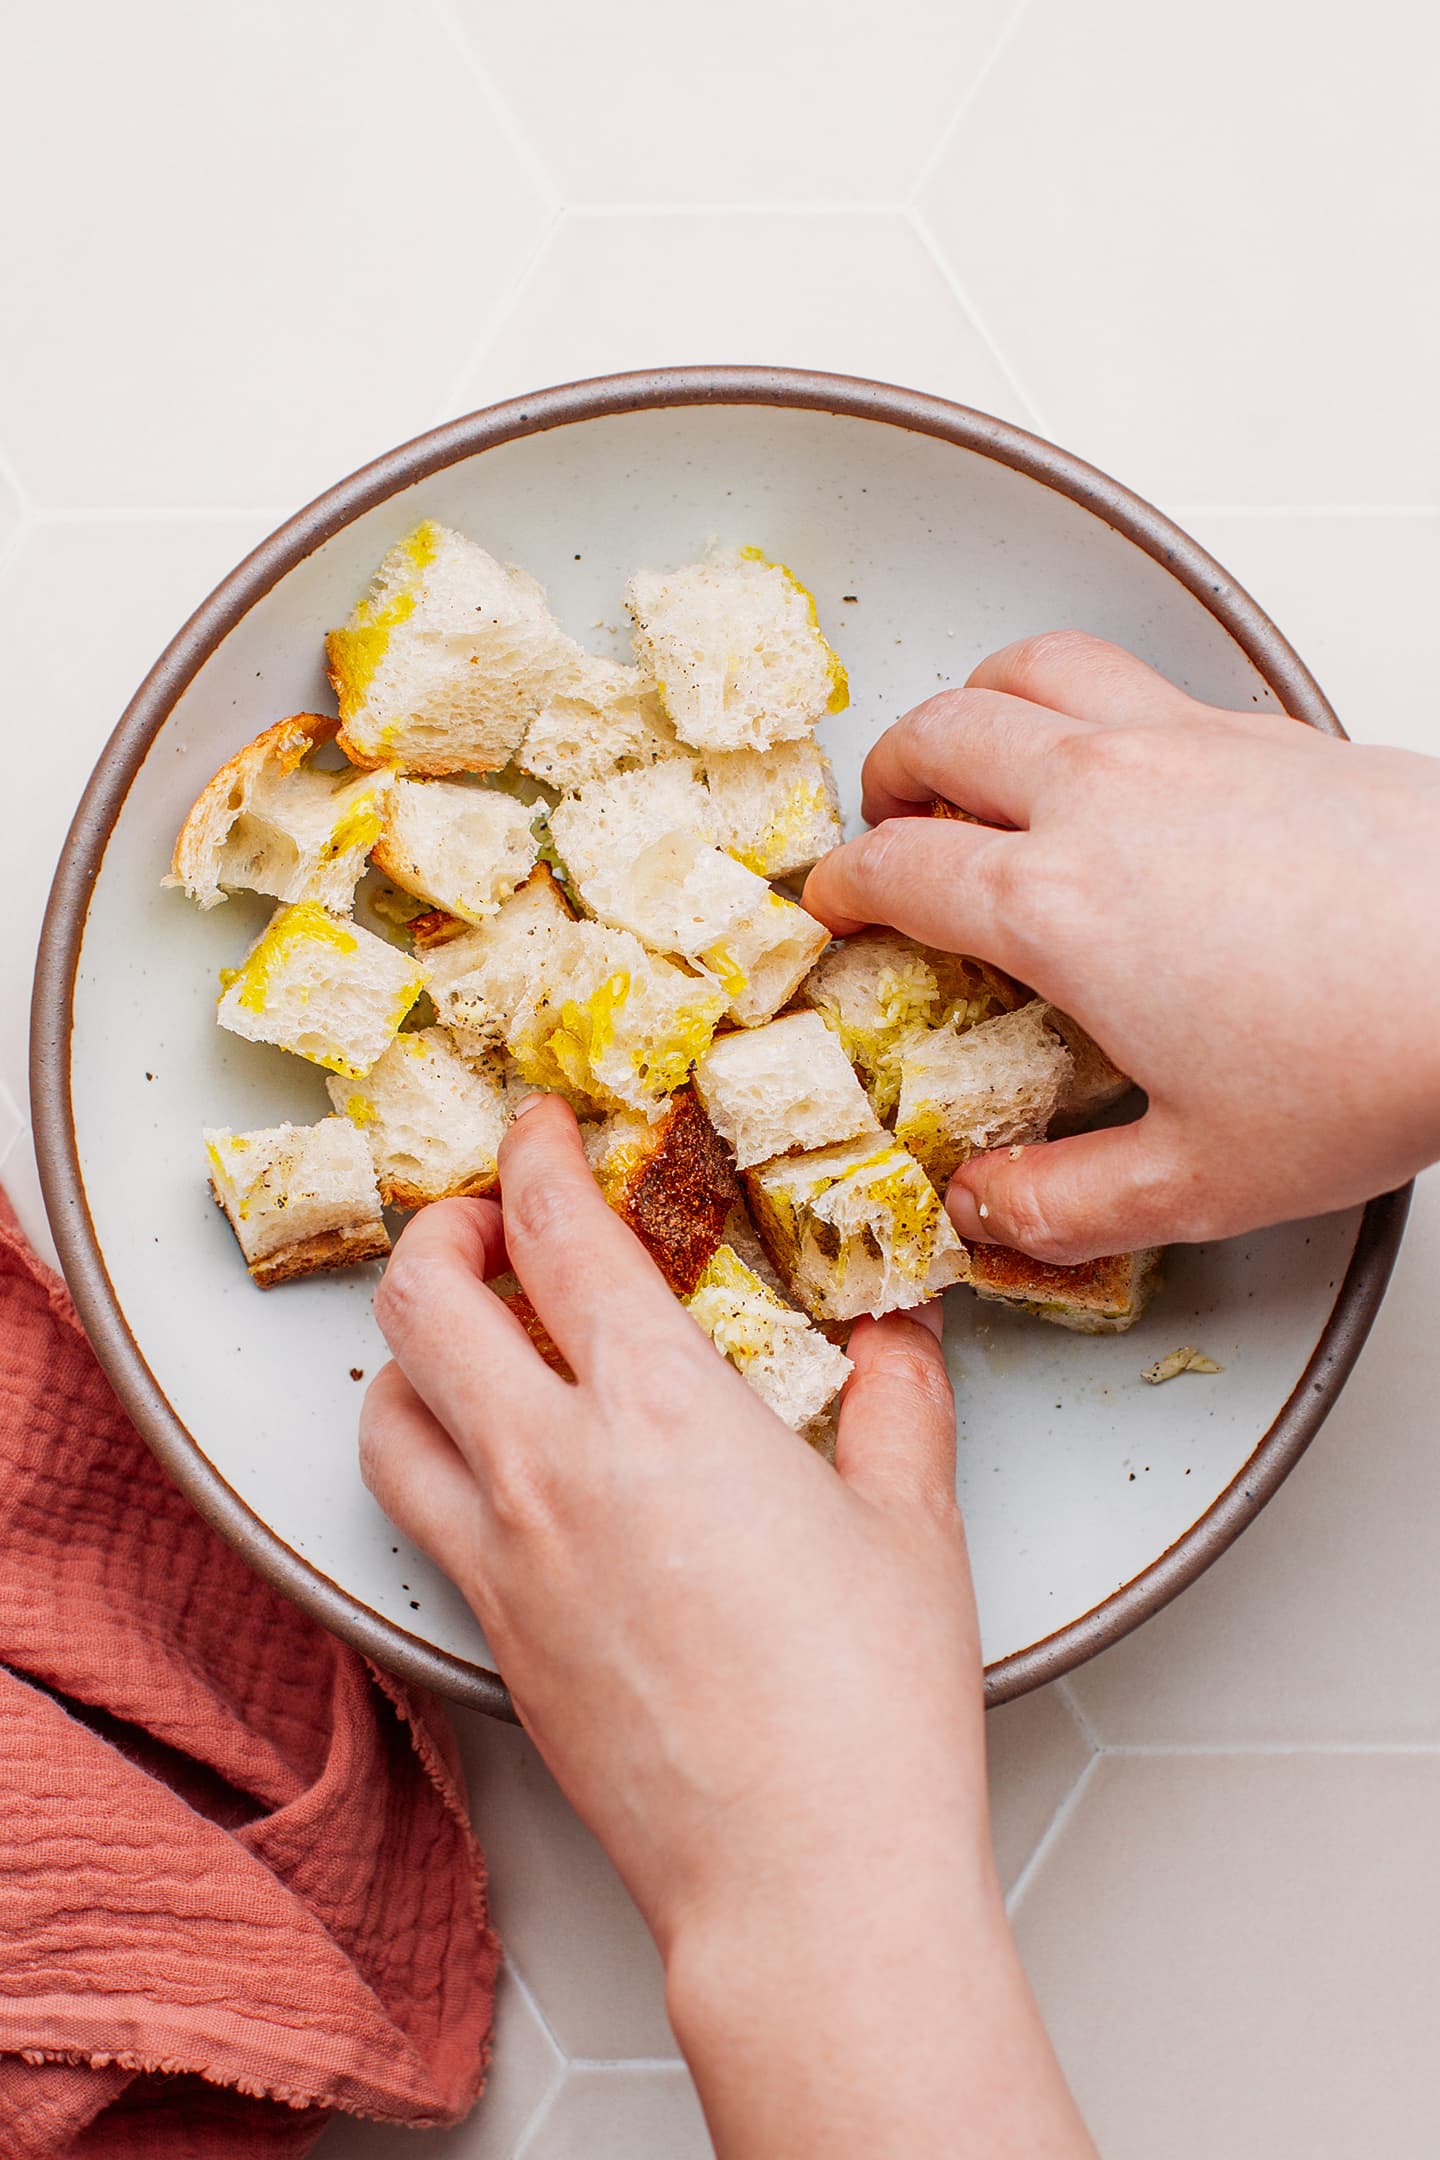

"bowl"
[30,367,1409,1719]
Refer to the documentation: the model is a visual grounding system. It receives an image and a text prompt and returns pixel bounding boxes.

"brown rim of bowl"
[29,364,1412,1722]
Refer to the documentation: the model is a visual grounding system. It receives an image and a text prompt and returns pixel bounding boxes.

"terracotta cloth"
[0,1195,499,2157]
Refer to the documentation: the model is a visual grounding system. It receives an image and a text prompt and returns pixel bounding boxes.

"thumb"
[834,1309,956,1511]
[945,1118,1183,1265]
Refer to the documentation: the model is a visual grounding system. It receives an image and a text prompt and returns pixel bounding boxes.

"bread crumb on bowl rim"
[30,365,1411,1722]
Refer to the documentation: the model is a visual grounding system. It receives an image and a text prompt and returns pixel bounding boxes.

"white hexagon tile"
[5,1,1440,2155]
[919,0,1440,510]
[458,209,1027,423]
[0,0,554,510]
[446,0,1015,204]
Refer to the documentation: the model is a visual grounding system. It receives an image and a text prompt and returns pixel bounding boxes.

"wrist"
[663,1835,1011,2151]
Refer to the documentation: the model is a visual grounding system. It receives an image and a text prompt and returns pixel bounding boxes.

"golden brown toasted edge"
[930,794,982,825]
[410,907,468,952]
[966,1243,1164,1333]
[600,1088,740,1296]
[242,1217,392,1289]
[381,1168,501,1212]
[408,861,574,953]
[1046,1008,1133,1128]
[493,1272,575,1379]
[170,711,339,882]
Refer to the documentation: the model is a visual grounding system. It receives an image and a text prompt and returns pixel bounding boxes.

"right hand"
[803,631,1440,1264]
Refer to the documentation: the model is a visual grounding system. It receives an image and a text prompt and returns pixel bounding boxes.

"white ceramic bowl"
[31,369,1408,1717]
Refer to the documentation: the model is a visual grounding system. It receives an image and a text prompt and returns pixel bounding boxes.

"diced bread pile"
[171,524,1160,1452]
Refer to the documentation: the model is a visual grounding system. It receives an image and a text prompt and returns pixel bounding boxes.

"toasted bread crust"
[219,1202,391,1288]
[381,1167,501,1212]
[333,721,510,780]
[967,1243,1163,1332]
[600,1089,738,1295]
[410,908,468,952]
[930,794,981,824]
[497,1282,575,1380]
[171,711,339,889]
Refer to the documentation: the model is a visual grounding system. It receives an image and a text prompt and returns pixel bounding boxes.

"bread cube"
[328,1027,508,1208]
[168,712,389,913]
[490,1271,573,1378]
[626,547,848,752]
[423,866,575,1061]
[508,919,728,1118]
[684,1244,853,1434]
[517,654,686,789]
[582,1087,737,1293]
[547,762,716,897]
[800,928,1023,1117]
[550,769,828,1024]
[693,1012,879,1170]
[370,777,539,925]
[894,1001,1073,1190]
[327,522,582,775]
[745,1133,969,1323]
[204,1118,389,1287]
[1047,1007,1132,1127]
[703,739,843,879]
[967,1245,1164,1334]
[216,902,426,1079]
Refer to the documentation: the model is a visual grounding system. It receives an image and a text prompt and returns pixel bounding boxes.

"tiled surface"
[922,0,1440,509]
[461,209,1027,420]
[2,4,1436,2153]
[1013,1754,1440,2160]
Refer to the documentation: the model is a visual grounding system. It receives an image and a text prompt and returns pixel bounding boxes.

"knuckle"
[485,1444,556,1538]
[500,1172,571,1251]
[372,1249,434,1347]
[991,1179,1076,1265]
[998,628,1103,696]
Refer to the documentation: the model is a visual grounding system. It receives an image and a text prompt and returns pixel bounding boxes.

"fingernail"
[946,1180,993,1244]
[509,1090,546,1121]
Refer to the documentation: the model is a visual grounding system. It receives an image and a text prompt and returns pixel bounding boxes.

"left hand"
[359,1095,1093,2159]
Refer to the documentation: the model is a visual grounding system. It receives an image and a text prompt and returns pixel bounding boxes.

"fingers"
[968,630,1195,729]
[834,1310,957,1511]
[373,1196,568,1463]
[802,816,1024,973]
[497,1094,694,1379]
[945,1118,1186,1266]
[859,687,1092,829]
[359,1360,485,1586]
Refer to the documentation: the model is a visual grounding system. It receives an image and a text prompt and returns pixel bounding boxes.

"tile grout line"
[906,205,1050,436]
[429,0,562,207]
[1101,1740,1440,1758]
[1004,1751,1100,1917]
[562,2057,686,2073]
[430,199,568,426]
[1052,1675,1103,1754]
[565,198,912,218]
[1165,503,1440,520]
[907,0,1033,204]
[499,1954,570,2067]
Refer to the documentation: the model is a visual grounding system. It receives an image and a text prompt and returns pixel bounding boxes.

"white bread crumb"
[216,902,426,1078]
[627,547,848,752]
[371,777,539,925]
[327,1026,508,1207]
[693,1012,879,1169]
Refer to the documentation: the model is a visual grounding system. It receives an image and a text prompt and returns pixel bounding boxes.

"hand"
[360,1095,1094,2159]
[804,631,1440,1264]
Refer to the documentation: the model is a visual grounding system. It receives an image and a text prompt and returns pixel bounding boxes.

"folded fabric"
[0,1193,498,2158]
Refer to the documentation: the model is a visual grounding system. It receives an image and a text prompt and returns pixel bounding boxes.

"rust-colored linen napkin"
[0,1193,498,2157]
